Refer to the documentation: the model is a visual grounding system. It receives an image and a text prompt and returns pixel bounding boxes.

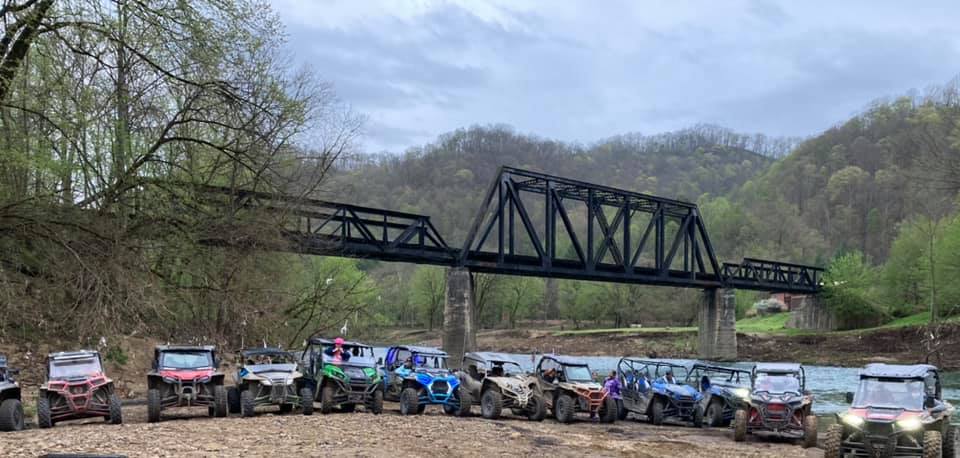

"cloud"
[270,0,960,152]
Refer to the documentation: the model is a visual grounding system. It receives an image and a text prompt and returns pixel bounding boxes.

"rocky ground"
[0,403,823,457]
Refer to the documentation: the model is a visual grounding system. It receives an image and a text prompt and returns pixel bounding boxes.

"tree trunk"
[544,278,559,319]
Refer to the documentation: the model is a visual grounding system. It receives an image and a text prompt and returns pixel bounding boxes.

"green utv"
[301,338,383,414]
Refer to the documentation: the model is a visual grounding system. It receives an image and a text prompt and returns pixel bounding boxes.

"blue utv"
[617,358,703,427]
[382,346,468,416]
[686,363,751,427]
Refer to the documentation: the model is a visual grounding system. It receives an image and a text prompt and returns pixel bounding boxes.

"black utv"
[825,363,956,458]
[0,355,23,431]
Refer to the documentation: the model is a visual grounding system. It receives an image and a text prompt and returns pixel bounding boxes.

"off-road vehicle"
[733,363,817,448]
[617,358,703,426]
[455,351,546,420]
[687,362,751,427]
[227,347,313,417]
[825,363,956,458]
[382,345,464,416]
[533,354,616,424]
[301,338,383,414]
[146,345,227,422]
[37,350,122,428]
[0,354,23,431]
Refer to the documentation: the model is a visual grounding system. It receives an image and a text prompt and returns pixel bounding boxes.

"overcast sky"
[269,0,960,153]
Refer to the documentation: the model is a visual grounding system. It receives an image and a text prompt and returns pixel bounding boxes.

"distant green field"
[878,311,960,329]
[736,312,790,333]
[548,311,957,338]
[552,326,695,336]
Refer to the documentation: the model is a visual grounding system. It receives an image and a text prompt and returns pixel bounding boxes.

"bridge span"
[195,166,824,363]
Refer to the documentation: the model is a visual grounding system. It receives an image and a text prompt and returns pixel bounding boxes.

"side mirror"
[377,357,383,366]
[844,392,854,404]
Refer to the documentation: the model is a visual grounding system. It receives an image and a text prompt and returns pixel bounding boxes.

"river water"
[372,347,960,416]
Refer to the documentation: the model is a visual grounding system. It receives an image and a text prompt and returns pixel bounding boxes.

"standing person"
[324,337,351,363]
[604,371,623,418]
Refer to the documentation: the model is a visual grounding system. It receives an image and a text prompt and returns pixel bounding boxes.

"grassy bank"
[547,311,960,338]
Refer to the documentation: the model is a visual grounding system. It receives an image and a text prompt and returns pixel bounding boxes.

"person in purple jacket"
[604,371,623,419]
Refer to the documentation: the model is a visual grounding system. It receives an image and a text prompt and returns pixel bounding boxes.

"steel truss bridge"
[197,167,822,294]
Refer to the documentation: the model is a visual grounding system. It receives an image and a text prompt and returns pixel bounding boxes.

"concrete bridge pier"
[442,267,476,368]
[698,288,737,361]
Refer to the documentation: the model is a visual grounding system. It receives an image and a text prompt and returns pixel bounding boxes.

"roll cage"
[617,358,691,383]
[152,345,219,371]
[301,338,376,370]
[384,346,449,372]
[536,355,593,383]
[687,363,751,389]
[853,364,943,409]
[462,352,523,379]
[751,363,805,392]
[239,348,297,365]
[46,351,104,380]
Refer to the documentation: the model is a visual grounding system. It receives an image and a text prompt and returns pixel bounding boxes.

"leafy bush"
[823,252,889,329]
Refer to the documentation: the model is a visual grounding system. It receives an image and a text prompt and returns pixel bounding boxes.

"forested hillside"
[338,79,960,332]
[328,124,781,243]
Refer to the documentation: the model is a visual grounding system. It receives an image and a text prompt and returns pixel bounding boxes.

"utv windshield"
[853,378,925,411]
[322,345,376,365]
[160,351,214,370]
[50,357,102,379]
[413,353,448,370]
[564,365,593,382]
[754,374,801,394]
[243,352,296,365]
[491,361,523,376]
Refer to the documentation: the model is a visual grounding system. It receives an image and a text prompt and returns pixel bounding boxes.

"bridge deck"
[193,168,822,294]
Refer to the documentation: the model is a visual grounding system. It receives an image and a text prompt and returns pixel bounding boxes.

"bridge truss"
[194,167,822,294]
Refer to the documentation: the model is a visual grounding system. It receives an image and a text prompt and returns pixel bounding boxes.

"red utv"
[37,350,122,428]
[147,345,227,422]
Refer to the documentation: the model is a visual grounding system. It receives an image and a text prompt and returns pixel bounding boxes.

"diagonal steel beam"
[552,189,586,265]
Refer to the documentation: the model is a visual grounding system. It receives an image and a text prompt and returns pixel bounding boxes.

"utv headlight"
[260,378,273,386]
[840,413,864,427]
[733,388,750,399]
[896,417,922,431]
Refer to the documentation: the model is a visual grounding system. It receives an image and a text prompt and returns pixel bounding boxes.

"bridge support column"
[698,288,737,361]
[786,294,835,331]
[443,267,475,368]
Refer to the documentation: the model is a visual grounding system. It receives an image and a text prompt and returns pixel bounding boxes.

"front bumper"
[251,382,300,405]
[840,422,926,457]
[744,403,805,435]
[420,378,458,405]
[161,380,218,407]
[330,379,381,404]
[45,383,112,421]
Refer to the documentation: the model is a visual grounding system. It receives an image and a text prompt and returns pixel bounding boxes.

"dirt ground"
[0,403,823,457]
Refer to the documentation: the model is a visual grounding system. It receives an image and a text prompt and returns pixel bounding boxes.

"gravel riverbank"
[0,403,823,457]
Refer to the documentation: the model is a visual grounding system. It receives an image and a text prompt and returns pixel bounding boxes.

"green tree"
[823,252,886,329]
[409,266,446,331]
[501,277,543,328]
